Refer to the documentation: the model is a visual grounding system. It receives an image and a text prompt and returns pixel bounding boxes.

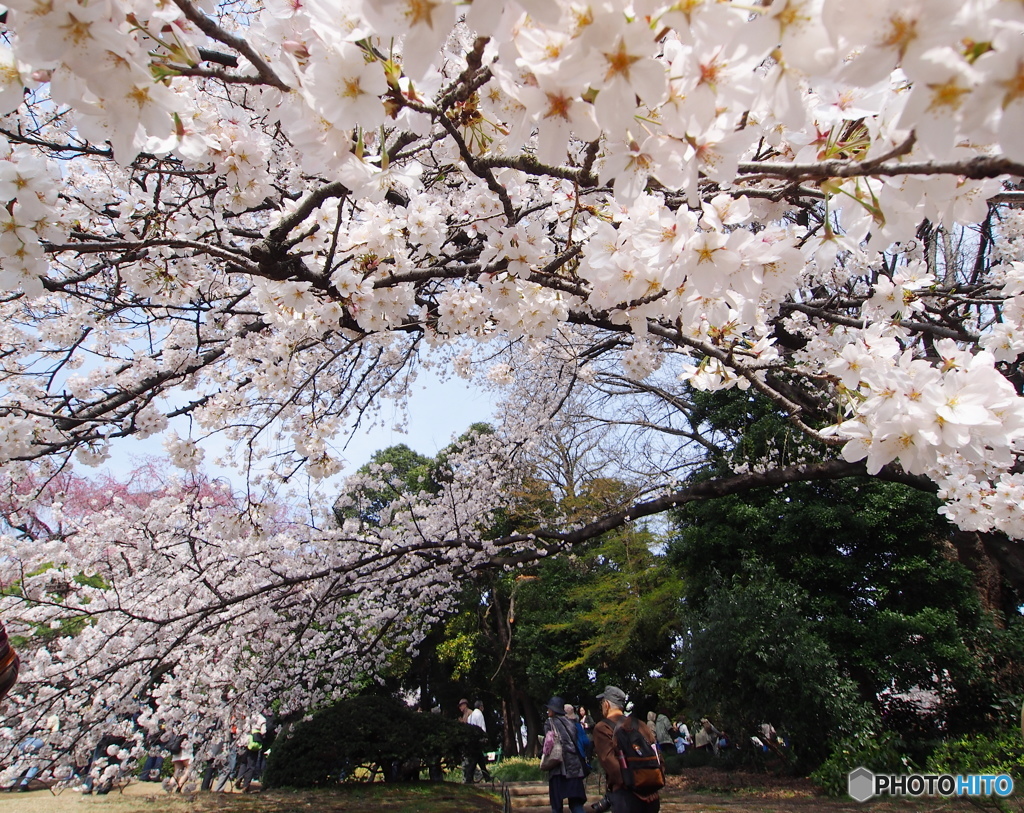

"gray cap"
[596,685,627,707]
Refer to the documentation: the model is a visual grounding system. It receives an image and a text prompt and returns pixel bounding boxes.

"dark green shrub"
[672,748,714,770]
[924,732,1024,813]
[263,696,483,789]
[661,753,683,775]
[666,748,744,772]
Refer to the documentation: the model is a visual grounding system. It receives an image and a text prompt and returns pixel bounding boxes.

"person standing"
[168,732,193,792]
[11,733,44,791]
[236,713,267,793]
[200,736,225,792]
[565,704,593,775]
[463,700,491,783]
[673,718,691,753]
[700,718,720,756]
[653,710,675,757]
[214,721,246,793]
[543,697,587,813]
[593,686,660,813]
[140,726,166,782]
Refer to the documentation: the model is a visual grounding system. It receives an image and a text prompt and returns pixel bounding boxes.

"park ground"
[0,771,1016,813]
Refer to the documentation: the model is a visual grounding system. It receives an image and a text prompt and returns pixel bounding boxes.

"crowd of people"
[2,685,779,804]
[131,712,277,795]
[534,686,785,813]
[1,711,276,795]
[538,685,666,813]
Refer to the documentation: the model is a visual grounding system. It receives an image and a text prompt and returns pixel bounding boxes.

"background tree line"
[334,398,1024,777]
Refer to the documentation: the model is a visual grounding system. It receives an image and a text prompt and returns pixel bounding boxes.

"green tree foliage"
[666,387,1024,772]
[336,437,683,755]
[678,562,878,770]
[670,476,1012,740]
[333,443,437,527]
[927,730,1024,782]
[263,696,482,788]
[544,526,684,703]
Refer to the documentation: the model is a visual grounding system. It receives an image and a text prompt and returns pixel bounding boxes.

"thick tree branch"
[738,155,1024,183]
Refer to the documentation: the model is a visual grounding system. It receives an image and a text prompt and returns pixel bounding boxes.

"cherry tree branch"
[170,0,290,91]
[738,155,1024,183]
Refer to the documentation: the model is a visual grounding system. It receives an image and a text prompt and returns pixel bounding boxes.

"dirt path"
[0,779,1012,813]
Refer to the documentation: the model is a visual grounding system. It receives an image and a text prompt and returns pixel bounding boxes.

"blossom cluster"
[0,436,521,774]
[0,2,1015,481]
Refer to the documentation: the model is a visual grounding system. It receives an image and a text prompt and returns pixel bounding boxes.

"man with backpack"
[593,686,663,813]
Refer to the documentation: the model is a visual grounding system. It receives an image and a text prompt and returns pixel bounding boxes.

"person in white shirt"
[462,700,491,783]
[468,702,486,732]
[675,719,691,753]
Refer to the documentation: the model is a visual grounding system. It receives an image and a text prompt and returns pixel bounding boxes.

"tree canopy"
[2,0,1024,773]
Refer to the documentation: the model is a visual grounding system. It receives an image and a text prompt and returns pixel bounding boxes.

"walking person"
[236,713,267,793]
[674,718,691,753]
[10,733,44,791]
[165,731,193,792]
[214,722,246,793]
[200,737,225,792]
[0,621,19,702]
[693,717,719,753]
[140,727,165,782]
[462,699,491,783]
[542,696,587,813]
[593,686,661,813]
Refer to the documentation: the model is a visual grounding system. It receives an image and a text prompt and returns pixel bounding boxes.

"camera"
[590,796,612,813]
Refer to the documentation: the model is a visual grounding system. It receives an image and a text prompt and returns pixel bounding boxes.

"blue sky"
[333,371,494,468]
[100,370,494,489]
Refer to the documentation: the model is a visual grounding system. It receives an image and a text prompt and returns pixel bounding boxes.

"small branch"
[477,154,600,188]
[197,48,239,68]
[433,108,517,224]
[264,182,349,245]
[534,460,935,546]
[171,0,290,91]
[161,65,270,85]
[860,131,917,168]
[44,238,261,273]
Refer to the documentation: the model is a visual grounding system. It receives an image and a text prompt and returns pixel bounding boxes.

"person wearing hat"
[468,700,492,783]
[543,696,588,813]
[459,699,491,783]
[593,686,660,812]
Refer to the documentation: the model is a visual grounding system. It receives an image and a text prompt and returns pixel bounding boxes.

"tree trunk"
[501,696,517,756]
[518,688,541,757]
[945,531,1019,624]
[490,580,524,756]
